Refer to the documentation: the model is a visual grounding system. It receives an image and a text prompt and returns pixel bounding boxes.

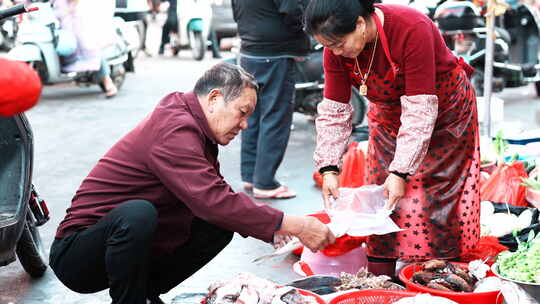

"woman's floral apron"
[347,14,481,260]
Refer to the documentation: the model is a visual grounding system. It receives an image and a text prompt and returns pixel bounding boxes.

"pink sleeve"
[314,98,353,170]
[389,94,438,175]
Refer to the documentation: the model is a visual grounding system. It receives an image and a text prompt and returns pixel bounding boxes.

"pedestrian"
[232,0,310,199]
[158,0,177,55]
[49,63,335,304]
[53,0,118,98]
[304,0,480,277]
[114,0,152,57]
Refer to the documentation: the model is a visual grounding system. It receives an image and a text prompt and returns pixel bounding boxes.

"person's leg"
[49,200,158,304]
[239,56,262,188]
[209,29,221,59]
[252,58,296,192]
[159,7,178,55]
[146,217,233,296]
[138,12,150,53]
[97,58,117,98]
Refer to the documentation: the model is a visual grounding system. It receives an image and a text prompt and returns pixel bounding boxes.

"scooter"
[7,1,139,93]
[0,0,18,51]
[434,0,540,96]
[0,4,50,278]
[170,0,212,61]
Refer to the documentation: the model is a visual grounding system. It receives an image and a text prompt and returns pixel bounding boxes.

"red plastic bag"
[0,58,41,117]
[480,162,528,207]
[313,171,323,189]
[312,142,366,188]
[459,236,508,265]
[292,211,366,257]
[339,142,365,188]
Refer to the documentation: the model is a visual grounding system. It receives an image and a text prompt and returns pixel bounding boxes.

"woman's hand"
[322,172,340,209]
[383,173,406,210]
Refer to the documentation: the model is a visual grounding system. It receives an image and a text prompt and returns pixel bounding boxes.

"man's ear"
[207,89,221,113]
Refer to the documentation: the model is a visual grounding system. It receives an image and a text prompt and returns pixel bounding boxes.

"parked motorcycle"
[170,0,212,60]
[0,4,50,278]
[293,43,368,128]
[7,1,139,93]
[434,0,540,96]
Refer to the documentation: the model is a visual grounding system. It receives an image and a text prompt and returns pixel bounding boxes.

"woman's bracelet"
[319,165,339,175]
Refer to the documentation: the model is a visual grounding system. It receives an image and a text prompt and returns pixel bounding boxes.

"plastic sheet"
[326,185,402,237]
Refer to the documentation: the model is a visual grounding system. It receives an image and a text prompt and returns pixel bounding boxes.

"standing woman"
[304,0,481,276]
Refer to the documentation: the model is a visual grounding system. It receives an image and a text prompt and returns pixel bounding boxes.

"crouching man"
[50,63,335,304]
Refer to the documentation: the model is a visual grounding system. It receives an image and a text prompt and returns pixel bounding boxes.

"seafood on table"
[204,273,320,304]
[411,259,501,293]
[337,267,404,291]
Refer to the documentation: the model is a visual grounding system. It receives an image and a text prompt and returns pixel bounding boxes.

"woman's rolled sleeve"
[314,98,353,170]
[389,94,438,175]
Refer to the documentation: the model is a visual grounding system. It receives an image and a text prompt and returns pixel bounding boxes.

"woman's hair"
[194,63,258,103]
[304,0,376,42]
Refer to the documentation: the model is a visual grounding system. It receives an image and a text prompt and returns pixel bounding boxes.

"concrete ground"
[1,16,540,304]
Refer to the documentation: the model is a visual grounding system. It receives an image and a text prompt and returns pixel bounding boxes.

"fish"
[252,223,347,264]
[286,275,341,295]
[252,238,303,263]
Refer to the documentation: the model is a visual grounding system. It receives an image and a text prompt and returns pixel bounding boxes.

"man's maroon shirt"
[56,92,283,255]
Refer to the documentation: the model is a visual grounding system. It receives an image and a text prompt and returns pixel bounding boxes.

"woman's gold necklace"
[354,28,379,96]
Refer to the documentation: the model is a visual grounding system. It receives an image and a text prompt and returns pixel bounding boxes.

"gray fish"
[286,275,341,295]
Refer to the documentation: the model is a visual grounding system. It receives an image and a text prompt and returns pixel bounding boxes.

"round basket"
[297,288,327,304]
[491,263,540,300]
[398,262,504,304]
[328,290,419,304]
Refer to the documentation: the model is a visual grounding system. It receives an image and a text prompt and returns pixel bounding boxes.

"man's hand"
[297,216,336,252]
[272,234,293,249]
[277,215,335,252]
[322,173,340,209]
[383,173,406,210]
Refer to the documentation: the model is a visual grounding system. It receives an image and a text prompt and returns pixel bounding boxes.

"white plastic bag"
[326,185,403,237]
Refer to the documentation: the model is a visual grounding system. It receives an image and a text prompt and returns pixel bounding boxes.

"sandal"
[102,77,118,99]
[253,186,296,199]
[105,85,118,99]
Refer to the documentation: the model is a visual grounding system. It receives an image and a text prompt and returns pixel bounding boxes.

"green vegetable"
[497,231,540,283]
[492,130,509,166]
[522,159,540,191]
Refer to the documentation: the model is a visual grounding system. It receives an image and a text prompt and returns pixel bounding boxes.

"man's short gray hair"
[194,63,258,103]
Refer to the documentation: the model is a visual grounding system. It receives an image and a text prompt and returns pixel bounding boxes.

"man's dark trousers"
[49,200,233,304]
[240,57,296,190]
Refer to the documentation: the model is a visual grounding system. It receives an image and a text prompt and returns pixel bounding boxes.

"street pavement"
[2,21,540,304]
